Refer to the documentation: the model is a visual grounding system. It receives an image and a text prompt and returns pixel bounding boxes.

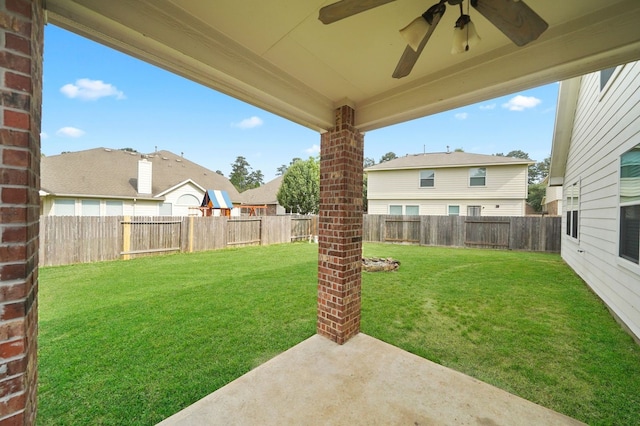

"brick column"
[0,0,44,424]
[317,105,364,345]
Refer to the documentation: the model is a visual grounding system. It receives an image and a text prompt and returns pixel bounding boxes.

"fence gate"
[464,218,510,249]
[121,217,182,259]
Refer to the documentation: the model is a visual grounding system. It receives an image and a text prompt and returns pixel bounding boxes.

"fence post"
[188,216,194,253]
[122,216,131,260]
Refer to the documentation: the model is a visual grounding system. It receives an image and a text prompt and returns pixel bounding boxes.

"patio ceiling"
[45,0,640,132]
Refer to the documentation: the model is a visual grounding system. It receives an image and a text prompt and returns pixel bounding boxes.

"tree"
[454,147,465,152]
[276,157,302,176]
[505,150,530,160]
[215,170,224,176]
[363,157,376,168]
[529,156,550,184]
[277,157,319,214]
[379,152,397,163]
[229,156,263,192]
[527,182,546,213]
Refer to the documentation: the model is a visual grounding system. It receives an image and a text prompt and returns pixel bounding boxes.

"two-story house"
[40,148,242,216]
[365,152,533,217]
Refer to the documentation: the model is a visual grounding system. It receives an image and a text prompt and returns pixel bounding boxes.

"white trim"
[155,179,206,198]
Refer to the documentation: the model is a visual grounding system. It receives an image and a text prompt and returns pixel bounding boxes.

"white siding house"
[40,148,242,217]
[366,152,532,216]
[549,61,640,342]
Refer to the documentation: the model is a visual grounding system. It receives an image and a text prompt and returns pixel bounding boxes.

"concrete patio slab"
[157,333,583,426]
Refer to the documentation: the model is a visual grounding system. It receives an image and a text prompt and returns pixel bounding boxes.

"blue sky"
[42,25,558,182]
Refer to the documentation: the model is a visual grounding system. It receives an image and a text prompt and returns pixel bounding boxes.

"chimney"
[138,159,152,194]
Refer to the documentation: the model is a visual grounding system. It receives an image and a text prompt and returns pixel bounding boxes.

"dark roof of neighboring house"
[240,175,283,205]
[41,148,241,201]
[365,152,533,171]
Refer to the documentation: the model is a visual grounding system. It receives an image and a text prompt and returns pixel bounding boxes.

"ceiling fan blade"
[319,0,396,24]
[471,0,548,46]
[392,8,444,79]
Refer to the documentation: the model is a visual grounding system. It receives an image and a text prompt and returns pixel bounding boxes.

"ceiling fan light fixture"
[451,14,480,54]
[400,15,431,52]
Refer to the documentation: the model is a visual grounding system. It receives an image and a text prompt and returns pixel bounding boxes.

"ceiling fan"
[319,0,548,79]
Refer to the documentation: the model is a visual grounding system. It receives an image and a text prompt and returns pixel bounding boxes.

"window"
[469,167,486,186]
[448,205,460,216]
[105,200,123,216]
[159,202,173,216]
[177,194,200,205]
[406,205,419,215]
[419,170,435,187]
[81,199,100,216]
[467,205,481,216]
[600,67,616,90]
[389,205,402,215]
[620,145,640,264]
[54,199,75,216]
[565,182,579,239]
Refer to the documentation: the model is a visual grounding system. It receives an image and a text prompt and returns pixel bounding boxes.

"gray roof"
[365,152,534,171]
[41,148,241,201]
[240,175,283,205]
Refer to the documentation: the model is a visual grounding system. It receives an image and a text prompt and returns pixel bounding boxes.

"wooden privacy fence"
[363,215,561,252]
[39,214,559,267]
[39,215,319,267]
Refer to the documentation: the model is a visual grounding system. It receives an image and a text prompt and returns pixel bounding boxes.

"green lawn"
[38,243,640,425]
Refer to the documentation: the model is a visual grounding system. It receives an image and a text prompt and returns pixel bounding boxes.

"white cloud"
[56,127,85,138]
[479,103,496,110]
[60,78,125,101]
[232,116,264,129]
[305,144,320,154]
[502,95,541,111]
[455,112,468,120]
[40,132,49,139]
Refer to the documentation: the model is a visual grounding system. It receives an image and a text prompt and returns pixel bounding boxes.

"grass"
[38,243,640,425]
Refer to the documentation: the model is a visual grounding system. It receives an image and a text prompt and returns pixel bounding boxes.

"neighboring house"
[240,175,285,215]
[549,60,640,342]
[365,152,533,216]
[40,148,242,216]
[541,176,563,215]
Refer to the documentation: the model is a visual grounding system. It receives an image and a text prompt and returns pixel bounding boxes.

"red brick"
[0,168,28,186]
[4,72,31,93]
[0,410,24,426]
[1,91,30,111]
[0,264,26,281]
[0,247,26,264]
[0,207,27,224]
[6,0,31,18]
[0,282,27,302]
[1,227,27,244]
[0,392,26,419]
[2,149,29,167]
[3,110,29,130]
[5,33,30,55]
[0,302,24,321]
[0,51,30,75]
[0,128,30,147]
[1,187,28,204]
[0,339,25,359]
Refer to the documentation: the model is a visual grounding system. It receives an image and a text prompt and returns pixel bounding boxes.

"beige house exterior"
[366,152,533,217]
[549,60,640,343]
[240,175,285,215]
[40,148,242,217]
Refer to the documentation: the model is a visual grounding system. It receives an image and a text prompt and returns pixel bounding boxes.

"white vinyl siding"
[560,61,640,341]
[367,165,527,202]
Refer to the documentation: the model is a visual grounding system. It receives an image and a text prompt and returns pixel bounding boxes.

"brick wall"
[0,0,43,424]
[317,105,364,345]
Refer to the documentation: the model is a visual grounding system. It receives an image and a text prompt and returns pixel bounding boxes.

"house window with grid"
[620,145,640,264]
[565,182,579,239]
[419,170,435,187]
[469,167,486,186]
